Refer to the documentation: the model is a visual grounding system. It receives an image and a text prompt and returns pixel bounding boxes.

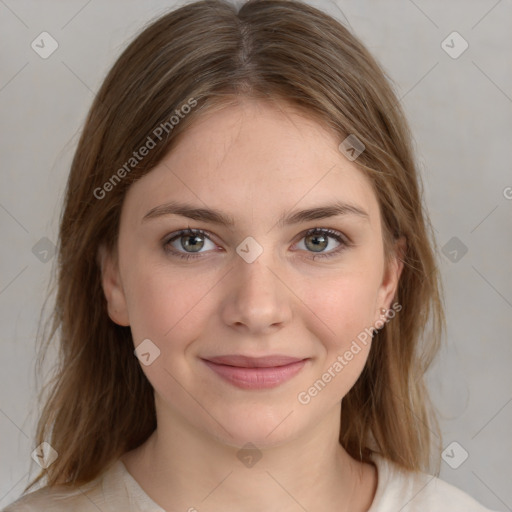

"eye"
[294,228,349,260]
[163,227,350,262]
[163,228,217,260]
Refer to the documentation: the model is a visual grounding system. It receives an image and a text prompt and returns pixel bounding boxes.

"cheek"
[122,260,215,350]
[301,268,381,346]
[297,273,375,408]
[296,267,381,401]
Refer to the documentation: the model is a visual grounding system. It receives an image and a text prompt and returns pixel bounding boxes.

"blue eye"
[163,227,350,261]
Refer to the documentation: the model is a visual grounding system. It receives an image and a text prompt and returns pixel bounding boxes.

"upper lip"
[202,355,308,368]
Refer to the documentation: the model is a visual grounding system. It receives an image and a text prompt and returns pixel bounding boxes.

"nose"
[219,251,293,335]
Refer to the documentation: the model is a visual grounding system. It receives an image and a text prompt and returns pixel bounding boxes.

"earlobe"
[97,244,130,327]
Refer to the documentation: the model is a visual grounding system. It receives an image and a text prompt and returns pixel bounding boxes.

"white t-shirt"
[2,453,498,511]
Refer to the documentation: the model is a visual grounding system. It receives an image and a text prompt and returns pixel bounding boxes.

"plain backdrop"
[1,0,511,510]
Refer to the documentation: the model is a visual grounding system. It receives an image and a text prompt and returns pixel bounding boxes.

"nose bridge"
[236,252,276,297]
[222,241,292,331]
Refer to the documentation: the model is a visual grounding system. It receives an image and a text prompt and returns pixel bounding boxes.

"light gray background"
[1,0,511,510]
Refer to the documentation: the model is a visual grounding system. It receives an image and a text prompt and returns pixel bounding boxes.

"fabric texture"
[2,453,498,511]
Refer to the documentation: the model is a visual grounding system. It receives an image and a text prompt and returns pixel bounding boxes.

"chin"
[199,401,304,449]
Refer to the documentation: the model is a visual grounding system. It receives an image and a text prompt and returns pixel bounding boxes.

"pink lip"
[201,355,309,389]
[205,354,305,367]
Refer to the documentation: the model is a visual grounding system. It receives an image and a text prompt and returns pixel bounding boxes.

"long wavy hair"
[24,0,444,492]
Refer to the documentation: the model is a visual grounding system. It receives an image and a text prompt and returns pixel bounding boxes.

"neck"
[121,398,376,512]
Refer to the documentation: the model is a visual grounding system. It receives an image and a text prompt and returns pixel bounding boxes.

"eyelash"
[163,227,350,261]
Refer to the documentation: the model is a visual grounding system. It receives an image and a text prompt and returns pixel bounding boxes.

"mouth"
[200,354,309,390]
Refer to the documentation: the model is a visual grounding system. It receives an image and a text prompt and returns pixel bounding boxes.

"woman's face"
[100,98,403,448]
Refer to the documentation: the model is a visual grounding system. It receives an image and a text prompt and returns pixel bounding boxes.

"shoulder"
[1,484,102,512]
[369,454,498,512]
[1,460,126,512]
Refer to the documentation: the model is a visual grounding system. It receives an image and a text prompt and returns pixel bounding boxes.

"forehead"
[122,98,380,230]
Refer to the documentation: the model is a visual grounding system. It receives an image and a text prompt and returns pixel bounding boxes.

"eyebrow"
[141,200,369,227]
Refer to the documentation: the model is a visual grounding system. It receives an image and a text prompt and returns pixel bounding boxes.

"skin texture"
[99,98,404,512]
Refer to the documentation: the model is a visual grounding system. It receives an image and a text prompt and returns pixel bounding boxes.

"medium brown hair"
[25,0,444,492]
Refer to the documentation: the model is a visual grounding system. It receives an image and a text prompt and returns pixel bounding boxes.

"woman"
[3,0,497,510]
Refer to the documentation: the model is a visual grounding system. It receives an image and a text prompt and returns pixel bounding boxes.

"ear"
[97,243,130,326]
[374,235,406,321]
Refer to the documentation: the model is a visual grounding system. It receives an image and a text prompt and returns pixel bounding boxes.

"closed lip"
[201,355,308,368]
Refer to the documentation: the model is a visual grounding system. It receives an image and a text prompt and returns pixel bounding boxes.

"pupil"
[182,234,204,252]
[307,233,327,252]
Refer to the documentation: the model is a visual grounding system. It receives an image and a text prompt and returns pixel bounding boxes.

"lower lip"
[202,359,308,389]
